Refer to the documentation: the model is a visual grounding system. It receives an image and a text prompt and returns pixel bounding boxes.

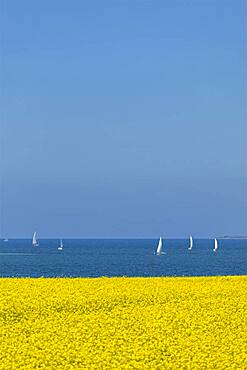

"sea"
[0,238,246,278]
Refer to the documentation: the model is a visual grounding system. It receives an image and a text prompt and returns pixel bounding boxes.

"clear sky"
[1,0,247,238]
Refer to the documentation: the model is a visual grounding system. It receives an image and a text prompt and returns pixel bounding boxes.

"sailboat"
[156,237,164,255]
[32,232,39,246]
[213,238,218,252]
[58,239,63,251]
[188,235,193,250]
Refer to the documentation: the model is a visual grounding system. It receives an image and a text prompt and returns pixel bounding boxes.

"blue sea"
[0,238,246,278]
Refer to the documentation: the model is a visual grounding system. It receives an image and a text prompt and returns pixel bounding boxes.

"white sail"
[32,232,39,246]
[156,237,163,255]
[188,235,193,250]
[213,238,218,252]
[58,239,63,250]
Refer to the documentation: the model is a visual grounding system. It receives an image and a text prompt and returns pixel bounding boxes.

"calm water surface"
[0,239,246,277]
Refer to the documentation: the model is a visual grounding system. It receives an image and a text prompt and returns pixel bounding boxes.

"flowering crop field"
[0,276,246,369]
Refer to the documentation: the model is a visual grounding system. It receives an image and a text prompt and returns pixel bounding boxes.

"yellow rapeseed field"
[0,276,246,369]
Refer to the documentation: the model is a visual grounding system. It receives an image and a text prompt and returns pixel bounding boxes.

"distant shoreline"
[217,236,247,239]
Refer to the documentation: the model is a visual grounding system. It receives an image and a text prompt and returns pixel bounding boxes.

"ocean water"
[0,238,246,278]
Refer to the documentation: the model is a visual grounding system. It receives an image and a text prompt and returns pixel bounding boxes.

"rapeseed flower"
[0,276,246,369]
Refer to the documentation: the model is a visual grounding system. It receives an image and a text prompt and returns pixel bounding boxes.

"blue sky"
[1,0,246,237]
